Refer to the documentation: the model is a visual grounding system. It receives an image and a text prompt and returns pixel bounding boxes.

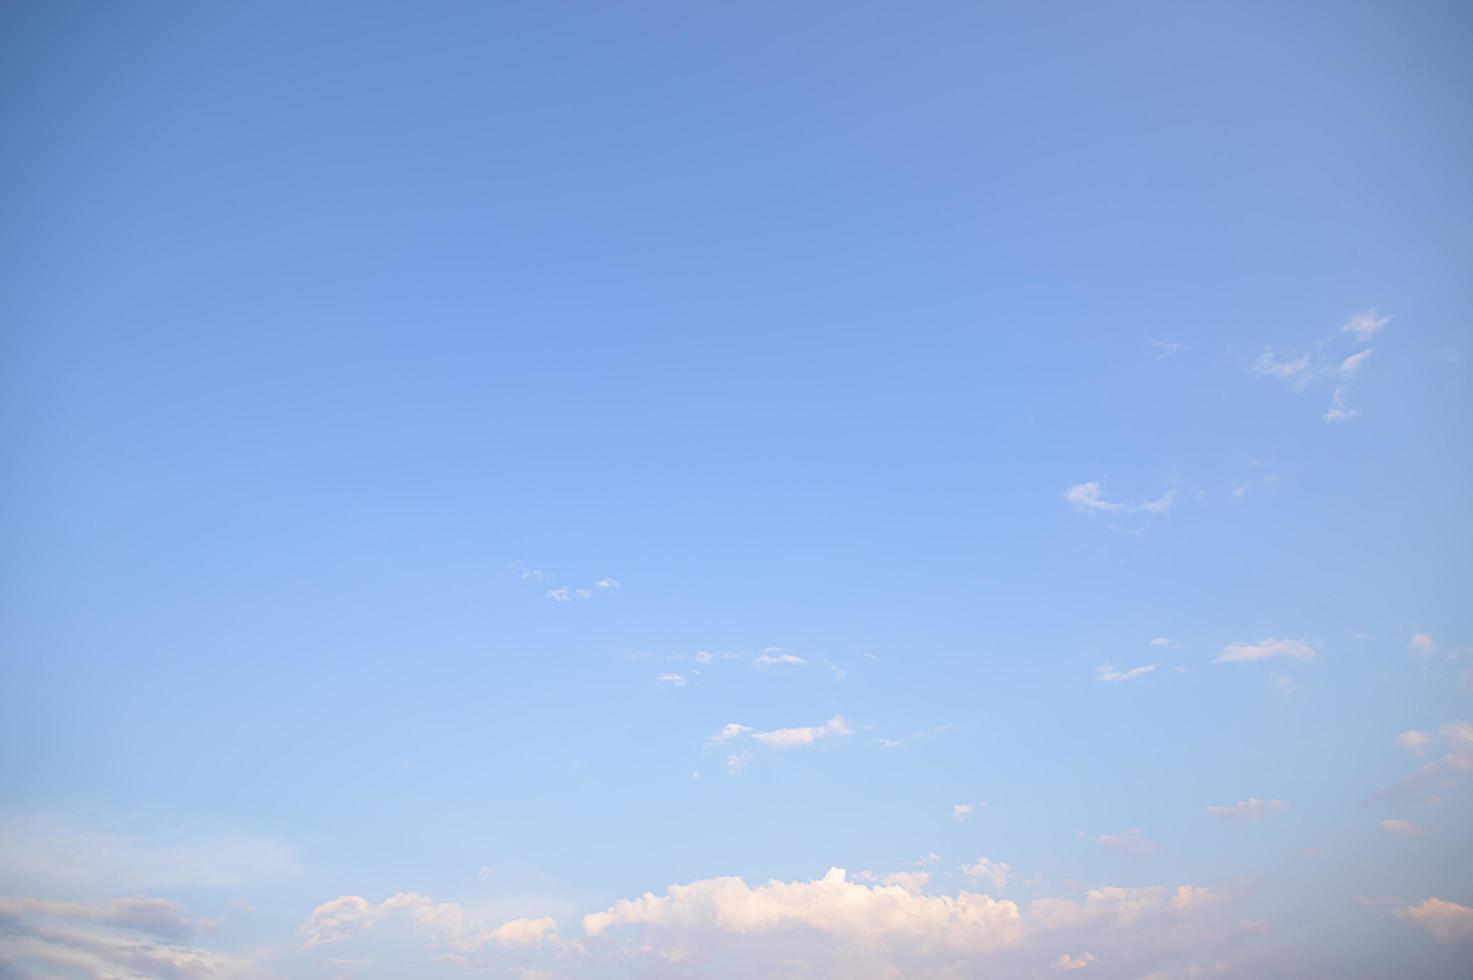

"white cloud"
[961,857,1011,892]
[1097,829,1161,857]
[1095,663,1157,683]
[582,866,1025,955]
[508,560,547,582]
[953,803,978,821]
[753,653,807,669]
[1055,951,1097,970]
[656,672,687,688]
[298,893,559,951]
[1393,897,1473,943]
[1212,638,1315,664]
[1150,637,1179,649]
[1063,482,1124,513]
[1150,340,1184,360]
[1341,309,1391,343]
[1063,483,1174,516]
[1397,730,1434,754]
[1379,819,1423,837]
[1408,632,1435,658]
[712,716,853,755]
[754,716,851,748]
[1340,349,1374,375]
[1204,799,1286,823]
[1375,720,1473,803]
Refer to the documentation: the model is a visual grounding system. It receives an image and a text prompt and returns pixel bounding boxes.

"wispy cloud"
[1095,664,1157,683]
[707,716,852,769]
[953,802,981,821]
[1374,720,1473,803]
[1150,340,1184,361]
[1204,798,1286,823]
[753,650,807,669]
[1341,309,1390,343]
[1063,482,1175,516]
[1379,819,1423,837]
[546,577,620,602]
[1407,632,1435,658]
[1213,638,1315,664]
[1098,828,1161,857]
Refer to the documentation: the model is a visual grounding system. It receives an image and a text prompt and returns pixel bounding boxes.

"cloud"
[710,716,852,757]
[581,866,1026,956]
[1374,720,1473,803]
[1379,819,1423,837]
[656,673,687,688]
[1393,898,1473,943]
[1397,730,1434,754]
[508,561,547,582]
[753,652,807,670]
[1408,632,1435,658]
[1055,951,1097,970]
[298,893,558,952]
[953,803,978,821]
[1150,637,1179,649]
[1213,638,1315,664]
[1204,799,1286,823]
[1097,829,1161,857]
[961,857,1011,892]
[1341,309,1391,343]
[0,895,248,980]
[1252,349,1313,386]
[1095,663,1156,683]
[875,723,963,750]
[1150,340,1184,360]
[545,577,620,602]
[754,717,852,748]
[1063,483,1174,516]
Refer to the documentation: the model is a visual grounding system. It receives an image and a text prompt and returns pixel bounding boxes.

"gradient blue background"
[2,2,1470,977]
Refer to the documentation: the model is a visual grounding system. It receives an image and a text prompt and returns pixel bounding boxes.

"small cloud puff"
[1213,638,1315,664]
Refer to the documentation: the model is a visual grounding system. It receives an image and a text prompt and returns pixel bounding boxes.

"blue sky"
[2,2,1471,977]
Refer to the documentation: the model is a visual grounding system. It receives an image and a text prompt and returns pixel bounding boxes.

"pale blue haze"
[1,2,1471,978]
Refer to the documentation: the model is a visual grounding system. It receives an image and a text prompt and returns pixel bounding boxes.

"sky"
[1,1,1471,977]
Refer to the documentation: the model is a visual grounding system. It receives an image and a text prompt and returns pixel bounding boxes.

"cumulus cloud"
[953,803,979,821]
[1393,898,1473,943]
[1096,663,1156,683]
[581,866,1025,954]
[298,893,558,952]
[1213,638,1315,664]
[1063,483,1174,516]
[1204,799,1286,823]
